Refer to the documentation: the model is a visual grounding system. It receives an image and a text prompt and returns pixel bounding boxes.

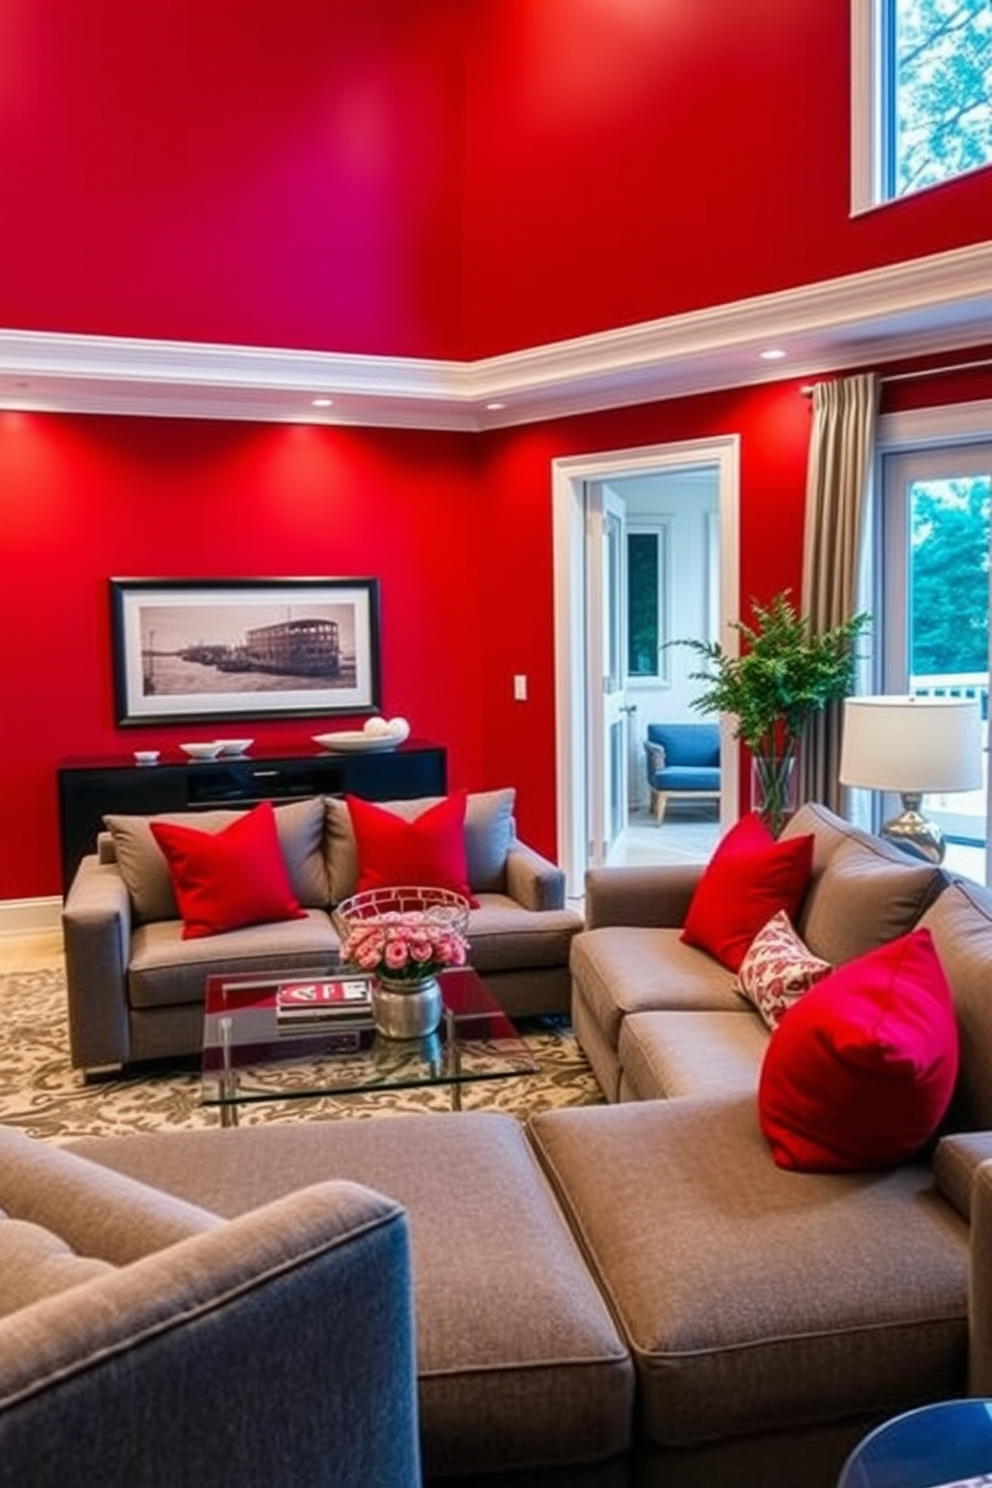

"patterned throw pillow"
[735,910,832,1030]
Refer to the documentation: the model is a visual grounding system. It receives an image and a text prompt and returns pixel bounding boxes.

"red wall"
[3,361,991,898]
[2,0,989,360]
[0,0,468,357]
[462,0,992,355]
[1,380,815,899]
[0,414,484,897]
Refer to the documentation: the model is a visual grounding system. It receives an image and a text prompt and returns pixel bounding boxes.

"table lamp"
[839,694,983,863]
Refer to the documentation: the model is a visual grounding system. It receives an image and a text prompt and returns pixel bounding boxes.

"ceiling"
[2,241,991,431]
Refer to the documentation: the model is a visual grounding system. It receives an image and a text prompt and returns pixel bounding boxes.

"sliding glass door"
[880,444,992,880]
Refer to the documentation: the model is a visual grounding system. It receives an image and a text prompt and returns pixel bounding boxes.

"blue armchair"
[644,721,722,823]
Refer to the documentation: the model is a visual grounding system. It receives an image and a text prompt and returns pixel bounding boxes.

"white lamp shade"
[839,695,984,794]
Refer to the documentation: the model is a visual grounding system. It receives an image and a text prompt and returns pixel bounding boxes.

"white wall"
[605,466,720,808]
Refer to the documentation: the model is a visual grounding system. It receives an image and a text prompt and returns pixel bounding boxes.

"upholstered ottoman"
[68,1112,634,1487]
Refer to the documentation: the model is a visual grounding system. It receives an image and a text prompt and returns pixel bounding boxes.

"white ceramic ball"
[387,717,411,742]
[363,716,392,736]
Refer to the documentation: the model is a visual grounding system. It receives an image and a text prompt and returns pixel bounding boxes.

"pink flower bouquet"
[340,909,469,985]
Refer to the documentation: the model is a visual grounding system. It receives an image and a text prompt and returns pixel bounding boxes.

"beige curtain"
[799,372,879,812]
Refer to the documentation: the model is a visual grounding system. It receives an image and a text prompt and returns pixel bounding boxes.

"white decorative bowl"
[213,738,253,756]
[312,731,399,753]
[133,750,160,765]
[179,742,223,760]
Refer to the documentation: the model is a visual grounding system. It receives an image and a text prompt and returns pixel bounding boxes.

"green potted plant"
[675,591,871,835]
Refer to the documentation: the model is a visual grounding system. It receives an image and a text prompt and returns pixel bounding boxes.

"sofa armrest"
[0,1125,220,1262]
[61,855,134,1071]
[644,740,666,776]
[505,839,567,912]
[0,1180,420,1488]
[933,1132,992,1222]
[583,862,705,929]
[969,1160,992,1395]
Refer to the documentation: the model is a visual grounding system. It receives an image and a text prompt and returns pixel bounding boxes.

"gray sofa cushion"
[529,1096,969,1450]
[324,788,516,904]
[104,797,328,920]
[67,1113,634,1480]
[618,1009,769,1101]
[570,926,743,1051]
[127,909,339,1010]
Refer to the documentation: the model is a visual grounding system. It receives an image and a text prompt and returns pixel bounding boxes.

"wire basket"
[333,885,471,937]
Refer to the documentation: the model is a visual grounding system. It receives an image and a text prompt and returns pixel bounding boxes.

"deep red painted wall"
[3,361,990,898]
[0,413,485,897]
[462,0,992,355]
[2,0,989,360]
[0,0,467,357]
[1,380,816,898]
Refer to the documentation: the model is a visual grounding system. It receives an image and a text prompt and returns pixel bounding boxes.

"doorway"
[552,436,741,897]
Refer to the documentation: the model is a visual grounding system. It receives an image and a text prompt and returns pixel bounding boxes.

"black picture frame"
[110,577,381,726]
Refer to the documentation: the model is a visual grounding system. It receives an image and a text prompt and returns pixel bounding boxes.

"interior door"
[586,483,630,866]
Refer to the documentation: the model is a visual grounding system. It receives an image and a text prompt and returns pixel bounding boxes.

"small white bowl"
[179,742,223,760]
[213,738,253,756]
[133,750,160,765]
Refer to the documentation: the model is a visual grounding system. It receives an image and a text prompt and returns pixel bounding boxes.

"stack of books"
[274,976,374,1026]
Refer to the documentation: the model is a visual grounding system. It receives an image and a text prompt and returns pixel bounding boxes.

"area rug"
[0,966,603,1142]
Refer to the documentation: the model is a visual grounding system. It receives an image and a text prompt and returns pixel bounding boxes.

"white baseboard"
[0,897,63,937]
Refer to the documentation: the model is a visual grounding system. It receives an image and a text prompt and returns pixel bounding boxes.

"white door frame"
[552,435,741,897]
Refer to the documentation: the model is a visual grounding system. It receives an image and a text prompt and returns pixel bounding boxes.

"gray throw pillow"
[104,796,328,922]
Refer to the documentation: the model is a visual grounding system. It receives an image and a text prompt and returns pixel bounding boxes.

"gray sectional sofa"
[61,788,583,1072]
[15,800,992,1486]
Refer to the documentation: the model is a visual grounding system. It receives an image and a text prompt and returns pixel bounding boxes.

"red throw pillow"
[149,802,306,940]
[758,928,959,1172]
[346,791,477,906]
[680,813,814,973]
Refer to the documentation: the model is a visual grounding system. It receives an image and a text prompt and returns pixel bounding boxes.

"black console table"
[58,741,447,893]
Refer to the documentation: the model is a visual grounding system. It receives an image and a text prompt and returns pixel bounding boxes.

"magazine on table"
[275,976,374,1023]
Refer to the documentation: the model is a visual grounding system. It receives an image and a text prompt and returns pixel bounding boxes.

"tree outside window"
[886,0,992,199]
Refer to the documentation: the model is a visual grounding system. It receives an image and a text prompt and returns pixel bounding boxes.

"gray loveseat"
[61,788,583,1073]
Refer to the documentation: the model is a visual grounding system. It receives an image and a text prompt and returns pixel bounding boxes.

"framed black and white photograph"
[110,578,381,725]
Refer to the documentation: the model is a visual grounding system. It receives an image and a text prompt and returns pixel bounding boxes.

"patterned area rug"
[0,966,603,1142]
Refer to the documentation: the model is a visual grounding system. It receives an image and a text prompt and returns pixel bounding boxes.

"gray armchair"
[0,1126,420,1488]
[643,721,721,823]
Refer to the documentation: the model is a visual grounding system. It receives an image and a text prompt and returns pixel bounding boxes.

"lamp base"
[879,792,945,864]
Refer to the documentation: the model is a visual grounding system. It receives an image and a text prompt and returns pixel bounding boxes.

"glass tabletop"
[202,965,538,1116]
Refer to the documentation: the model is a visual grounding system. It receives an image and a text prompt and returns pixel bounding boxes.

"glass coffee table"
[202,965,538,1126]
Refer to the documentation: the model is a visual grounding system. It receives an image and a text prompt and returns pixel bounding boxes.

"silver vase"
[372,975,442,1039]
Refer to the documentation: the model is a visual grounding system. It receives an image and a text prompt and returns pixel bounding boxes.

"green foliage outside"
[910,476,991,674]
[892,0,992,197]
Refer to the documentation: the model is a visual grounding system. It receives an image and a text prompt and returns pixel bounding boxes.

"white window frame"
[851,0,992,215]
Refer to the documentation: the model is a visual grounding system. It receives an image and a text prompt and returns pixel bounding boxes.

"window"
[876,441,992,879]
[626,523,670,684]
[851,0,992,212]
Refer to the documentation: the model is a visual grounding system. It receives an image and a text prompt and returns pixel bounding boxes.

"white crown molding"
[2,240,991,430]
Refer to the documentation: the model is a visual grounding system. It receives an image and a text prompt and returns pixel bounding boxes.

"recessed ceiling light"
[311,396,333,408]
[760,349,786,361]
[486,401,505,411]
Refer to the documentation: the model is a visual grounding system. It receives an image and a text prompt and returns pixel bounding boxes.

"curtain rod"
[800,354,992,396]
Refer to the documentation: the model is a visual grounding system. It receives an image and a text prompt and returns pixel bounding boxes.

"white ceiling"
[1,240,991,431]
